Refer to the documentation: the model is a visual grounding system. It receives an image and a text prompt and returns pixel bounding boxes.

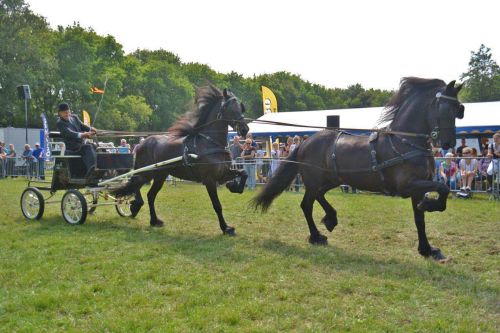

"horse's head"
[219,88,249,137]
[428,80,464,150]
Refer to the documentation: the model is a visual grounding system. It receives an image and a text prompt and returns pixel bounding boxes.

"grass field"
[0,178,498,332]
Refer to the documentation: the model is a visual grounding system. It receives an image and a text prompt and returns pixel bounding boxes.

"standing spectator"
[0,141,6,178]
[117,139,131,153]
[269,142,281,178]
[283,136,293,158]
[133,137,145,154]
[456,137,468,157]
[6,144,16,177]
[290,135,302,192]
[255,143,266,183]
[302,134,309,141]
[458,147,478,192]
[290,135,301,153]
[32,142,45,180]
[245,133,257,148]
[21,144,34,178]
[433,149,443,182]
[440,152,457,190]
[240,138,256,190]
[229,135,243,161]
[486,132,500,192]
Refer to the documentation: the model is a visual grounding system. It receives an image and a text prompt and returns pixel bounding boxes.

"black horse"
[112,84,249,234]
[254,77,464,260]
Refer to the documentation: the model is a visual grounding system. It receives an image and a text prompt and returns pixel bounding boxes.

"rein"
[95,92,462,141]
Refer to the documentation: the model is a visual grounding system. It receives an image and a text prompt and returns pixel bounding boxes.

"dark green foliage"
[7,0,489,133]
[460,44,500,102]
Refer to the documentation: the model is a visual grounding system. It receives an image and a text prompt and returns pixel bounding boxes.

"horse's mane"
[379,77,446,125]
[168,84,223,138]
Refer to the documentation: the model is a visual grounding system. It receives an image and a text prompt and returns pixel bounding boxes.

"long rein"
[95,117,431,140]
[93,118,432,173]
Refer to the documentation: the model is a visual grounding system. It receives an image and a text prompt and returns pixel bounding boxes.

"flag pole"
[92,75,108,128]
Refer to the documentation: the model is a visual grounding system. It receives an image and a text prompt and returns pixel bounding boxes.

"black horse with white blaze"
[253,77,464,261]
[112,84,249,235]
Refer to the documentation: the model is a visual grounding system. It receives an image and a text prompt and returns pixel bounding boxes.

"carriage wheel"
[115,196,132,217]
[20,187,45,220]
[61,189,87,225]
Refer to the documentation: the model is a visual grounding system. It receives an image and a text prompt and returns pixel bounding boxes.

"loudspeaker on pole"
[326,115,340,128]
[17,84,31,100]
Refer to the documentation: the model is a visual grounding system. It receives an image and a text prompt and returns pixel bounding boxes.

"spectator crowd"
[2,132,500,197]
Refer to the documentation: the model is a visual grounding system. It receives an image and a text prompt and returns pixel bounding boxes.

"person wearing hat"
[56,102,97,178]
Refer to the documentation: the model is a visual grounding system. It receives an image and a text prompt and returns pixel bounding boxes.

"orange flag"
[90,86,105,94]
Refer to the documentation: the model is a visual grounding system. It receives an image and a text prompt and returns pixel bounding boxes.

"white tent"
[244,101,500,138]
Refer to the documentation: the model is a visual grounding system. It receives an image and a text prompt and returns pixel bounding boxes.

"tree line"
[1,0,499,132]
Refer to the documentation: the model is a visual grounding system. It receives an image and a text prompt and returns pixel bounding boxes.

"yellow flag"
[262,86,278,114]
[82,110,91,126]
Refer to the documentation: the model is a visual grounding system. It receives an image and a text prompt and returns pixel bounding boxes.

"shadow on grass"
[18,215,497,309]
[259,238,498,307]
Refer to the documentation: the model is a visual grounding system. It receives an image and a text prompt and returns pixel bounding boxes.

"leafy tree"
[99,95,152,131]
[0,0,57,127]
[460,44,500,102]
[182,62,226,88]
[0,0,396,132]
[140,61,193,130]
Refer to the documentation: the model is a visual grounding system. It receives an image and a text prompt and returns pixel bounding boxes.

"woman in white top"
[269,142,281,177]
[459,147,478,191]
[486,132,500,192]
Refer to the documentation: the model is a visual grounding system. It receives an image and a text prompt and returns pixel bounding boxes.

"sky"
[26,0,500,91]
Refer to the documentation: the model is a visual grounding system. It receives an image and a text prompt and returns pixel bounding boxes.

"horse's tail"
[252,148,299,212]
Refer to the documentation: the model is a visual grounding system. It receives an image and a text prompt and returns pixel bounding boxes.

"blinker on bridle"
[430,91,465,140]
[218,95,245,132]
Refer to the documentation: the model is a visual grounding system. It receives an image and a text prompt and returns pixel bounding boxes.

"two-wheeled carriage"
[20,132,135,225]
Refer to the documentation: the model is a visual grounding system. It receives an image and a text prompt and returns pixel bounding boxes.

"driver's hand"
[90,127,97,134]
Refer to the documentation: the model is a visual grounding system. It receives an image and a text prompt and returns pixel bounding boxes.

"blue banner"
[40,112,51,161]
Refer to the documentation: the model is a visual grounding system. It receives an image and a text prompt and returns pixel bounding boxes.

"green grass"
[1,178,499,332]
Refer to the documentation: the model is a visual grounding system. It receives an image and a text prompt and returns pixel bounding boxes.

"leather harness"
[331,130,433,187]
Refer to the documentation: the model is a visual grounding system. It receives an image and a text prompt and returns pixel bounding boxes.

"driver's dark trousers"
[68,144,96,175]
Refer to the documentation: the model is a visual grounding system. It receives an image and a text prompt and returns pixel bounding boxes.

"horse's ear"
[223,88,229,99]
[455,83,463,93]
[446,80,456,90]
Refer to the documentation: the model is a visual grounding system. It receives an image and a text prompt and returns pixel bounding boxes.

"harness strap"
[330,131,346,179]
[369,132,385,183]
[339,150,431,174]
[182,133,229,165]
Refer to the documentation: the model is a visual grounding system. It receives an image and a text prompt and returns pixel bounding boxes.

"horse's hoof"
[130,203,142,218]
[223,227,236,236]
[430,247,450,262]
[309,234,328,245]
[226,181,244,194]
[150,219,164,228]
[322,215,338,232]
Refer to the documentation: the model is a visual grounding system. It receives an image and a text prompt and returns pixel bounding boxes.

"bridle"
[217,95,246,133]
[430,91,464,141]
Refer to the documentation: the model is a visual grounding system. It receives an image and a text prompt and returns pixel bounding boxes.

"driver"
[56,102,97,178]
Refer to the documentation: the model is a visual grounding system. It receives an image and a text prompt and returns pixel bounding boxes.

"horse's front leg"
[411,196,446,261]
[404,180,450,212]
[205,180,235,235]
